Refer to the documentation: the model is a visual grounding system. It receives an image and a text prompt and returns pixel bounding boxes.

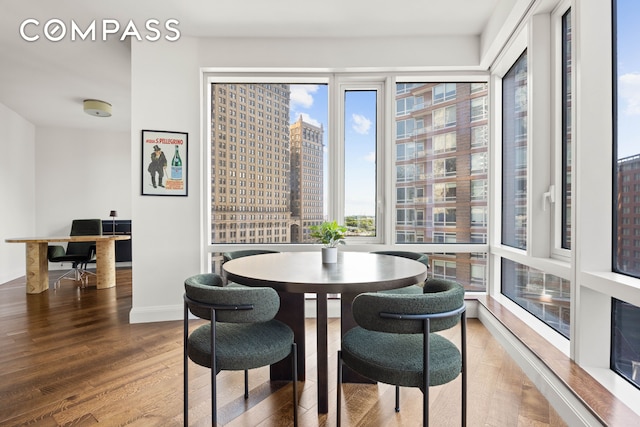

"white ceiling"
[0,0,502,132]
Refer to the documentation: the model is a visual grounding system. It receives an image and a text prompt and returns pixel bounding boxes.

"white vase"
[321,247,338,263]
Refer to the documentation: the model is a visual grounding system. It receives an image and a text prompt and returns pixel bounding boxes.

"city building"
[395,82,489,291]
[210,83,292,244]
[289,115,325,243]
[616,154,640,274]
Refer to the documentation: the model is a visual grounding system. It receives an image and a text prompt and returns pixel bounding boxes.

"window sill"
[477,295,640,426]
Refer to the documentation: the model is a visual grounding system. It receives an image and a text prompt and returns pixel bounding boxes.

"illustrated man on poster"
[148,144,167,188]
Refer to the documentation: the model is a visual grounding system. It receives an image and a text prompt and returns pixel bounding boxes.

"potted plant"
[309,220,347,263]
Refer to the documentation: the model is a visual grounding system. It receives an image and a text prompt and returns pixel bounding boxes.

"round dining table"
[222,251,428,414]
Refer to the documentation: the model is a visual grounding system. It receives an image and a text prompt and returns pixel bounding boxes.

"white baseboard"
[129,304,183,323]
[477,305,603,427]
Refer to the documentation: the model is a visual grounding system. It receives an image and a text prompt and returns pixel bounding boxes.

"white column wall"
[129,38,202,322]
[0,102,36,283]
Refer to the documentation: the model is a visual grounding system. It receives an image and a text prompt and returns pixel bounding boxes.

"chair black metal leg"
[461,311,467,426]
[244,370,249,399]
[292,343,298,427]
[424,319,430,427]
[395,385,400,412]
[337,350,342,427]
[183,302,189,427]
[211,310,217,427]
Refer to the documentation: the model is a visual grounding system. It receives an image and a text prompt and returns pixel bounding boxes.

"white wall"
[196,36,480,69]
[129,38,202,323]
[0,102,36,283]
[33,127,131,270]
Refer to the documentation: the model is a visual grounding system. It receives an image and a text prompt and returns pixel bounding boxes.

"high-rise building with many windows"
[210,83,292,244]
[394,82,489,291]
[616,154,640,274]
[289,116,324,243]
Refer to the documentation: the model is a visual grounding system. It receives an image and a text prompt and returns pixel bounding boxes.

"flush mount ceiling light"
[83,99,112,117]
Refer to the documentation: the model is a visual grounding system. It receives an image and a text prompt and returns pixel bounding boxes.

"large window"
[209,83,327,244]
[614,0,640,278]
[344,90,378,237]
[502,52,528,250]
[393,82,488,291]
[613,0,640,391]
[611,299,640,389]
[561,9,573,249]
[502,259,571,338]
[207,78,489,293]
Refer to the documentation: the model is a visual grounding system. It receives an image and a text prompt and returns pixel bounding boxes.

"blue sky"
[617,0,640,159]
[289,85,377,216]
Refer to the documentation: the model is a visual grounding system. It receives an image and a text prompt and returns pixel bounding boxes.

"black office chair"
[337,279,466,426]
[371,251,430,294]
[184,273,298,426]
[47,219,102,288]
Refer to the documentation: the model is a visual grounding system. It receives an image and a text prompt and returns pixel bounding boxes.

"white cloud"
[290,85,319,109]
[352,113,371,135]
[619,73,640,115]
[364,151,376,163]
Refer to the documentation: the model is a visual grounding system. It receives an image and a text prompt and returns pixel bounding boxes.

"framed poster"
[141,129,188,196]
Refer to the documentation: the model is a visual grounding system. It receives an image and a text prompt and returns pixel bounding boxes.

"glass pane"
[209,83,328,244]
[615,0,640,277]
[426,252,487,292]
[562,9,573,249]
[611,298,640,390]
[345,90,377,237]
[394,82,489,245]
[502,52,528,250]
[501,258,571,338]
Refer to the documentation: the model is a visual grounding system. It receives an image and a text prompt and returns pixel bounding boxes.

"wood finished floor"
[0,268,566,426]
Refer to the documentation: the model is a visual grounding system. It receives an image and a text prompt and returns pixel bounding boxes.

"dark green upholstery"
[188,321,294,373]
[354,278,464,333]
[222,249,279,263]
[183,273,298,426]
[47,219,102,288]
[337,278,466,426]
[371,251,429,294]
[185,273,279,321]
[341,329,461,390]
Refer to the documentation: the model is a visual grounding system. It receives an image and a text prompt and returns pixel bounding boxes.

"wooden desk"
[223,251,427,414]
[5,235,131,294]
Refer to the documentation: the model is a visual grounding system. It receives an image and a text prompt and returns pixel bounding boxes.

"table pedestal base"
[25,242,49,294]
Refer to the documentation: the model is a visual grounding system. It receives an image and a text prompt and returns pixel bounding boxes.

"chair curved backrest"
[221,250,280,287]
[222,249,279,263]
[352,279,464,333]
[184,273,280,322]
[371,250,429,269]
